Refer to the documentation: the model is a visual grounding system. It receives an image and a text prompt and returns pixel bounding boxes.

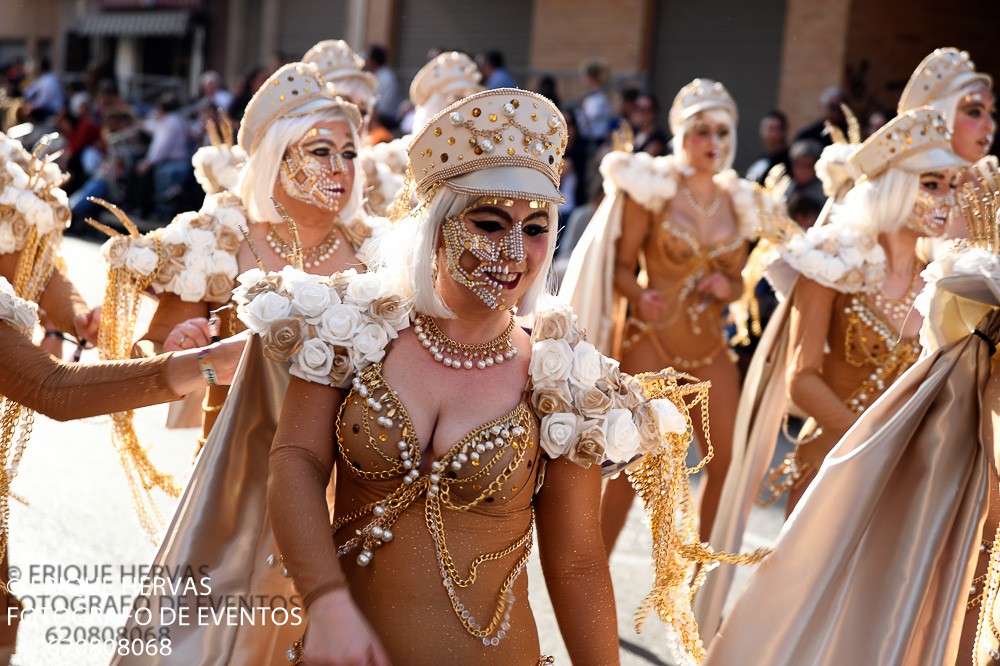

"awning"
[76,10,191,37]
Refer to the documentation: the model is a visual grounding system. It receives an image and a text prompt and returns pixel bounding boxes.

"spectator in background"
[535,73,560,109]
[229,66,269,122]
[59,92,103,195]
[23,58,64,119]
[576,58,613,149]
[745,109,790,183]
[476,50,517,89]
[786,189,824,230]
[365,45,401,129]
[199,70,234,114]
[630,92,668,156]
[866,107,892,138]
[136,93,192,219]
[794,85,847,147]
[784,138,825,211]
[4,58,26,97]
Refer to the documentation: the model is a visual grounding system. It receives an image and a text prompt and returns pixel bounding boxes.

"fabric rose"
[342,217,373,246]
[102,237,129,268]
[369,294,410,333]
[159,218,190,246]
[329,345,353,387]
[611,376,645,413]
[236,268,266,288]
[211,250,240,278]
[289,338,335,384]
[173,269,209,302]
[569,420,607,467]
[819,257,847,284]
[344,271,385,306]
[530,381,574,416]
[215,225,242,255]
[954,247,1000,275]
[10,213,30,242]
[124,246,160,276]
[291,279,333,318]
[634,403,662,452]
[185,247,214,275]
[596,356,622,392]
[155,257,183,285]
[351,321,391,367]
[241,290,292,330]
[533,305,576,342]
[529,338,574,383]
[316,303,362,345]
[185,228,217,253]
[214,203,247,232]
[650,398,687,437]
[568,341,603,390]
[0,204,15,222]
[573,385,613,420]
[186,213,213,230]
[328,268,359,289]
[204,272,234,303]
[539,412,580,458]
[840,267,865,291]
[262,317,306,363]
[604,408,642,463]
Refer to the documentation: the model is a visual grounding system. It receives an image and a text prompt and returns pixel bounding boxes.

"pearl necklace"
[414,313,517,370]
[266,223,342,269]
[681,185,722,218]
[868,260,922,325]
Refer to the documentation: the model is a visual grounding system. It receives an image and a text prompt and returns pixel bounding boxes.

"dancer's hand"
[163,318,213,351]
[636,289,666,322]
[696,272,733,301]
[74,306,101,345]
[204,332,249,385]
[301,589,391,666]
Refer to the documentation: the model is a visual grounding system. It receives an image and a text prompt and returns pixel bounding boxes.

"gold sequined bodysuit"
[625,212,748,370]
[278,360,553,664]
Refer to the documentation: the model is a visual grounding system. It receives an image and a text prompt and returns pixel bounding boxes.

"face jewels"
[442,200,535,310]
[279,128,349,213]
[905,188,955,237]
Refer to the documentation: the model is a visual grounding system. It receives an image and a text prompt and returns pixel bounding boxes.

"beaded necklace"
[266,223,342,269]
[414,313,518,370]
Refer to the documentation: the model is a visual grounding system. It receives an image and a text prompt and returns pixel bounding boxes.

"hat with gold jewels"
[238,62,362,155]
[409,52,483,109]
[898,48,993,114]
[302,40,377,97]
[848,106,967,180]
[668,78,738,135]
[407,88,568,204]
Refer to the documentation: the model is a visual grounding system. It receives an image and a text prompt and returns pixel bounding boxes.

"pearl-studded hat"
[409,52,483,108]
[898,48,993,114]
[237,62,362,155]
[668,78,738,135]
[407,88,568,204]
[847,106,966,181]
[302,40,378,98]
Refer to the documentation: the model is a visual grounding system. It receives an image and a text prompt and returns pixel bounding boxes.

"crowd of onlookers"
[0,48,897,235]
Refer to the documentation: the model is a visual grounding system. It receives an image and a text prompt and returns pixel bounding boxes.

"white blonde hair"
[829,168,919,234]
[237,110,363,223]
[371,187,557,318]
[673,108,737,171]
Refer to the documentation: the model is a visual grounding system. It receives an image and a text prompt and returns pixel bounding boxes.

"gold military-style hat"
[410,52,483,109]
[237,61,362,155]
[407,88,568,204]
[302,39,378,98]
[898,48,993,114]
[847,106,967,181]
[668,78,738,135]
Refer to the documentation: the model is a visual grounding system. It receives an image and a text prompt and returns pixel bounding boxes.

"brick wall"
[777,0,852,137]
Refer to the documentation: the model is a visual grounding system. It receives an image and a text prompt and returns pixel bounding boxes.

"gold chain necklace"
[681,185,722,218]
[413,313,518,370]
[266,223,342,269]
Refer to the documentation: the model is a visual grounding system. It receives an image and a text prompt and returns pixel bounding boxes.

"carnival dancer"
[704,141,1000,666]
[108,61,383,665]
[695,106,966,643]
[241,88,711,665]
[303,40,378,133]
[560,79,782,551]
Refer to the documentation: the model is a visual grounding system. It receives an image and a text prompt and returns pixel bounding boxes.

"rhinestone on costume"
[480,139,494,152]
[450,112,463,125]
[503,102,516,117]
[548,115,560,129]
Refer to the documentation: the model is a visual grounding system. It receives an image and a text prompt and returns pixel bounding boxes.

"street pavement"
[9,235,791,665]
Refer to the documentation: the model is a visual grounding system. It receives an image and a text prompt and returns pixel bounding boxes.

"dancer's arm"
[135,293,211,356]
[536,457,620,665]
[268,376,389,665]
[614,195,664,321]
[0,323,246,421]
[786,277,856,437]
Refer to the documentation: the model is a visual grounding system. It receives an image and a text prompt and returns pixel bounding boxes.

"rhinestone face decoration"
[441,199,530,310]
[905,187,955,237]
[279,127,355,213]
